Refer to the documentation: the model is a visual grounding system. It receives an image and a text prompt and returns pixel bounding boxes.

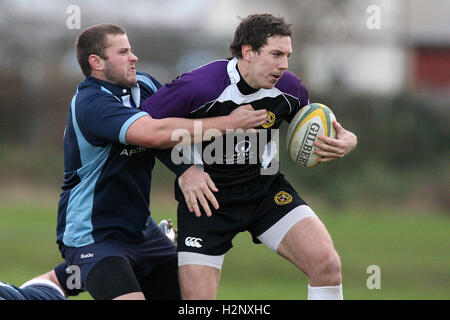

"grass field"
[0,189,448,300]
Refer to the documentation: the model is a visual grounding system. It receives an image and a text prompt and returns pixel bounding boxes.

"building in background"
[406,0,450,91]
[1,0,448,94]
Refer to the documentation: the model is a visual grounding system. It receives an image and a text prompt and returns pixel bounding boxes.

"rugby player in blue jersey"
[0,24,267,300]
[142,14,357,300]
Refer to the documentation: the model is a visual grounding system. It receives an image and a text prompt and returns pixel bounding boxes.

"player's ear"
[241,44,254,62]
[88,54,105,72]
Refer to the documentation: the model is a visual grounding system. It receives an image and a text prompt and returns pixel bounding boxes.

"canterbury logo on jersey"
[185,237,203,248]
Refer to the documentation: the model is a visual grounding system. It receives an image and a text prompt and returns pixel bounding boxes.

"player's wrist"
[215,115,235,132]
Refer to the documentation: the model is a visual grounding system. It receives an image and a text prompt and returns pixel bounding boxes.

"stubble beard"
[104,63,136,88]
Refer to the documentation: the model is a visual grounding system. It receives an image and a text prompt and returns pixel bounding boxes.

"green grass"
[217,208,450,300]
[0,194,448,300]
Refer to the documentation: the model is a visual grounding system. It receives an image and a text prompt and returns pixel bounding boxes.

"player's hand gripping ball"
[287,103,336,167]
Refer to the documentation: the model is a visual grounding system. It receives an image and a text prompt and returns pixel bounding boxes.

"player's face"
[102,34,138,87]
[247,36,292,89]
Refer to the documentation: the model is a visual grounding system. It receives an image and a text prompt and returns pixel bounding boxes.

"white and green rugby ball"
[287,103,336,167]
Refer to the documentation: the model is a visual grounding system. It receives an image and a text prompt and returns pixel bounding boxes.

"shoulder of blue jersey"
[136,72,162,91]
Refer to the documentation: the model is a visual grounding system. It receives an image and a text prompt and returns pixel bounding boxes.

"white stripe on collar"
[227,58,240,84]
[121,84,141,108]
[131,83,141,108]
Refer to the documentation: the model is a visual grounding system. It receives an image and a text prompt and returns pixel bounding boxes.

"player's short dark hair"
[76,24,126,76]
[229,13,292,58]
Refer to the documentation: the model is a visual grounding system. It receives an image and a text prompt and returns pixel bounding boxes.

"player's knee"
[42,270,60,287]
[182,285,216,300]
[313,250,341,283]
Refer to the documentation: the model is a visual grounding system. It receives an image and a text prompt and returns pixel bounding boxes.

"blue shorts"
[59,225,177,290]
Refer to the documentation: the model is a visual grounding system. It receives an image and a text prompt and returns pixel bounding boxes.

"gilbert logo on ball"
[286,103,336,167]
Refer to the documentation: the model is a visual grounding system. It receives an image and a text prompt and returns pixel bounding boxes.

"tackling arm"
[125,106,267,149]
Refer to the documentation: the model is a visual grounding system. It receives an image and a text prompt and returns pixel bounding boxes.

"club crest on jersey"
[262,111,276,128]
[274,191,293,205]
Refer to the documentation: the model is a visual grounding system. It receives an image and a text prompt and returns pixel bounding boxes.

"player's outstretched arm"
[125,105,267,149]
[313,121,357,162]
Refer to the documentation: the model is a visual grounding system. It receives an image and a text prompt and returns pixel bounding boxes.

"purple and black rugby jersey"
[143,58,309,203]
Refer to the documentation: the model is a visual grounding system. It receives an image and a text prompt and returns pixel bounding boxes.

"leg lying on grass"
[0,269,67,300]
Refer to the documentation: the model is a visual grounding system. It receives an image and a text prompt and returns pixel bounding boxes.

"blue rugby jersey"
[142,58,309,204]
[57,72,183,247]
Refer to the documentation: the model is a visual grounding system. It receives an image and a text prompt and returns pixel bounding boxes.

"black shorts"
[177,175,309,256]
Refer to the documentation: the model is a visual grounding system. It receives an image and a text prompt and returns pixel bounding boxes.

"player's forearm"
[126,115,235,149]
[195,115,237,134]
[126,110,261,149]
[150,115,235,149]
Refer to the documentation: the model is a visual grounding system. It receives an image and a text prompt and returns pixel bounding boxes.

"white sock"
[307,284,343,300]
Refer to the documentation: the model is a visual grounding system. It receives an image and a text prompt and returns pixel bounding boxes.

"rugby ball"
[287,103,336,167]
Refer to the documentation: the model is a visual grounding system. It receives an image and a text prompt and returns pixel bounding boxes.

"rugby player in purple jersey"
[142,14,357,300]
